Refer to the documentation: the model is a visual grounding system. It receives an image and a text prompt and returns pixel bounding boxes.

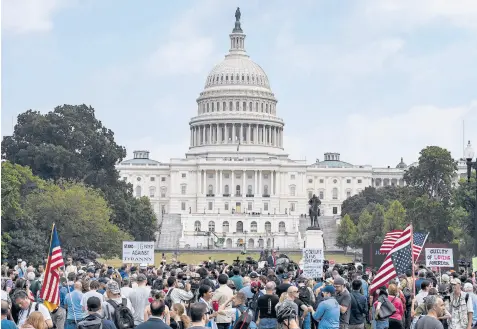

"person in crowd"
[23,311,47,329]
[1,300,16,329]
[267,250,278,267]
[415,295,446,329]
[334,277,351,329]
[129,274,151,325]
[135,301,172,329]
[373,287,389,329]
[349,279,368,329]
[212,274,234,329]
[415,281,431,307]
[80,280,104,311]
[13,290,53,328]
[166,277,194,305]
[189,303,210,329]
[463,282,476,329]
[77,296,117,329]
[415,271,427,294]
[240,272,260,300]
[230,268,243,291]
[448,278,473,329]
[102,281,135,320]
[313,285,340,329]
[170,303,191,329]
[257,281,279,329]
[276,273,292,298]
[387,284,404,329]
[64,281,86,329]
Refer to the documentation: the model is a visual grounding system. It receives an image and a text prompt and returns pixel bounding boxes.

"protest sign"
[425,248,453,267]
[302,248,324,279]
[122,241,155,264]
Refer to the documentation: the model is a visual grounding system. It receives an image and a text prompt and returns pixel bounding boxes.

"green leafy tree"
[404,146,457,203]
[1,105,157,240]
[336,214,357,253]
[341,187,385,224]
[355,209,373,246]
[384,200,407,232]
[369,204,386,243]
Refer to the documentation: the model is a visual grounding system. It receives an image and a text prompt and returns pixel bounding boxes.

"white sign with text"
[302,248,324,279]
[425,248,454,267]
[122,241,155,264]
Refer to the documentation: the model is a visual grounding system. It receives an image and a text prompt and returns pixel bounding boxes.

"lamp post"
[464,140,477,256]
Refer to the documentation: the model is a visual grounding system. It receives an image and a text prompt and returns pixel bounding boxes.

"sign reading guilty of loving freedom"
[122,241,155,264]
[425,248,454,268]
[302,248,324,279]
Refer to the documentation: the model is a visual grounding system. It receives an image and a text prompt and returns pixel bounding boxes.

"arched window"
[226,238,232,248]
[149,186,155,198]
[266,104,269,113]
[265,221,271,233]
[308,191,313,199]
[255,102,258,111]
[279,221,286,233]
[247,185,252,195]
[332,188,338,200]
[249,102,252,111]
[263,185,269,195]
[266,238,271,248]
[194,221,201,231]
[217,102,219,111]
[225,185,229,194]
[290,185,296,196]
[135,186,142,197]
[208,184,213,195]
[207,103,209,112]
[236,101,239,111]
[236,185,241,196]
[261,103,264,112]
[248,239,254,249]
[258,238,264,248]
[160,187,167,198]
[223,221,229,233]
[251,221,257,233]
[229,101,232,111]
[211,103,214,111]
[223,102,226,111]
[243,102,246,111]
[208,221,215,232]
[236,221,243,233]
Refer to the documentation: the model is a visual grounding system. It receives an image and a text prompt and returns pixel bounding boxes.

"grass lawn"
[99,252,353,268]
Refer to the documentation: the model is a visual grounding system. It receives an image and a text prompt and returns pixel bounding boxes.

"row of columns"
[190,123,283,148]
[198,170,277,196]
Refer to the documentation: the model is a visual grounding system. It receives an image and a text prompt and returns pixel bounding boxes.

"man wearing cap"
[463,282,476,329]
[102,281,135,321]
[276,273,292,298]
[129,274,151,325]
[334,277,351,329]
[448,278,473,329]
[77,296,117,329]
[81,280,104,312]
[240,272,260,300]
[313,285,340,329]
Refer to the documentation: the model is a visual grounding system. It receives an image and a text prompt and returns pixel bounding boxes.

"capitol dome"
[187,8,286,159]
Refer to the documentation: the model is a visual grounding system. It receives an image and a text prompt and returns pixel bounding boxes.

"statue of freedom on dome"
[235,7,241,22]
[308,194,321,229]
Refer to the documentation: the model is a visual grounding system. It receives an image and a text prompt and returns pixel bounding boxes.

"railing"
[262,194,270,198]
[223,194,230,197]
[246,194,254,197]
[206,194,215,197]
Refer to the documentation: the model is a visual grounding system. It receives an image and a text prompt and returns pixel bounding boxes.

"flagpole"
[40,224,56,307]
[410,224,416,297]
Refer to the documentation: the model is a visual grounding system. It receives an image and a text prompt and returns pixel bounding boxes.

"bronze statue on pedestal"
[308,194,321,229]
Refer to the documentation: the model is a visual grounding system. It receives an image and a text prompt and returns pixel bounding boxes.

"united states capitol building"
[117,11,467,251]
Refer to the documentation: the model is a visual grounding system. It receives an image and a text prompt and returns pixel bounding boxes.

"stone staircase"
[156,213,182,250]
[298,216,341,251]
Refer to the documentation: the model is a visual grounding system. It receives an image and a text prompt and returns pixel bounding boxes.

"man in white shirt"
[13,290,53,328]
[416,280,430,307]
[65,258,77,277]
[81,280,104,311]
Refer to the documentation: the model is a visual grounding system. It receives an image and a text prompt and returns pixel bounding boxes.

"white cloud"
[2,0,69,34]
[147,0,227,77]
[289,101,477,166]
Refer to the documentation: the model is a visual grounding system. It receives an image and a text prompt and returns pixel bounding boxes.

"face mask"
[1,307,8,316]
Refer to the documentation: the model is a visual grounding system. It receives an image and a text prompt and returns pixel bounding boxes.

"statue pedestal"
[304,227,324,250]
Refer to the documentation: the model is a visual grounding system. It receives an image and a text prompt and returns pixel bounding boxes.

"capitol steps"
[156,213,182,250]
[298,216,341,252]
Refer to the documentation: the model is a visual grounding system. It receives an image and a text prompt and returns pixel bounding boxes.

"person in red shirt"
[387,284,404,329]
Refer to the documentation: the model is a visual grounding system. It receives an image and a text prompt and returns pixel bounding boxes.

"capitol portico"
[117,10,467,250]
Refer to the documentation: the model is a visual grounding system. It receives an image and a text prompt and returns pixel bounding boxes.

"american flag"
[380,230,403,253]
[379,230,428,260]
[370,225,413,295]
[412,232,428,261]
[39,224,64,311]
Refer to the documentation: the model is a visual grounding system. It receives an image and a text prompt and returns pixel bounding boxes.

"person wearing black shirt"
[257,282,279,329]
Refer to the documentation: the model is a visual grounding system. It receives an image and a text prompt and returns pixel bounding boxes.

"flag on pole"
[370,225,413,295]
[379,230,428,260]
[379,230,403,253]
[39,224,64,311]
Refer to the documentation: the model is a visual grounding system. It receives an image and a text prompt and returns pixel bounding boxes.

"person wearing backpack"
[102,281,135,329]
[78,296,117,329]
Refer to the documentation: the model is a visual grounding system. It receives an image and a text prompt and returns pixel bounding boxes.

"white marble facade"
[117,16,468,249]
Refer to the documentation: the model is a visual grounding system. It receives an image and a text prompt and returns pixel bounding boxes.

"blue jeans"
[65,320,78,329]
[303,313,311,329]
[259,318,277,329]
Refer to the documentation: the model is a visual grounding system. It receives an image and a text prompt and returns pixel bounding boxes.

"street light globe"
[464,140,475,160]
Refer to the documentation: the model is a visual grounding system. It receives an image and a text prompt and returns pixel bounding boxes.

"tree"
[384,200,407,232]
[336,214,357,253]
[404,146,457,203]
[355,209,373,246]
[2,105,157,240]
[369,204,386,243]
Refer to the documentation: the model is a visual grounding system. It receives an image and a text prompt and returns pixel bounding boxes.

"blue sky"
[2,0,477,167]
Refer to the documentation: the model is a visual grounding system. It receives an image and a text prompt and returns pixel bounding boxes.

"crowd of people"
[1,251,477,329]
